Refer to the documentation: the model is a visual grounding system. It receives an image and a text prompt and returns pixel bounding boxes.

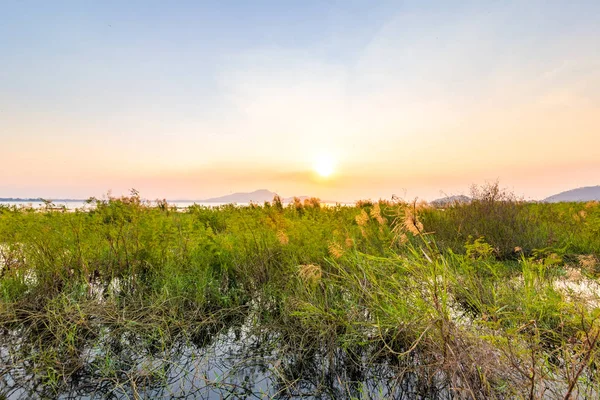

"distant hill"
[200,189,278,203]
[200,190,341,204]
[544,186,600,203]
[430,195,471,207]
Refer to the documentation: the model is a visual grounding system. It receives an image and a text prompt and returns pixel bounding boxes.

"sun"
[314,153,336,178]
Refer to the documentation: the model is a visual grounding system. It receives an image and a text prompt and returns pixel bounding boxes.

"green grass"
[1,188,600,398]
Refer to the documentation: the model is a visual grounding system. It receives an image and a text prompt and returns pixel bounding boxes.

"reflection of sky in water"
[1,318,451,399]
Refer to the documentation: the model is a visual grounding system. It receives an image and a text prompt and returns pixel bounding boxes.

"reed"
[1,186,600,398]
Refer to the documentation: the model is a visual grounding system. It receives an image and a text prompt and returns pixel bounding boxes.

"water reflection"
[1,317,451,399]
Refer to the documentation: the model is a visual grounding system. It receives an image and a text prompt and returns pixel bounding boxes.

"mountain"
[199,190,342,204]
[200,189,279,203]
[544,186,600,203]
[430,195,471,207]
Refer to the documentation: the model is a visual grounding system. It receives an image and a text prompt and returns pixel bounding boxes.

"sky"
[1,0,599,202]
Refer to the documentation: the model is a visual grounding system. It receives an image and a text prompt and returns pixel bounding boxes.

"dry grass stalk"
[403,208,424,236]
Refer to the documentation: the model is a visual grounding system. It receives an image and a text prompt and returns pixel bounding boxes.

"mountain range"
[2,185,600,204]
[543,186,600,203]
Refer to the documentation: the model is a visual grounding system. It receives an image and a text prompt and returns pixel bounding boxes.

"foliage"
[1,189,600,398]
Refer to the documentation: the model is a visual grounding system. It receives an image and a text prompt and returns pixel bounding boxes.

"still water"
[0,201,232,210]
[1,316,450,399]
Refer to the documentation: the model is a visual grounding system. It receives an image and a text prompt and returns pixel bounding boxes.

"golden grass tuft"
[297,264,322,284]
[328,242,344,259]
[293,197,303,211]
[578,255,599,273]
[345,237,354,248]
[403,208,424,236]
[370,203,386,225]
[398,233,408,244]
[277,230,289,245]
[303,197,321,208]
[355,209,369,227]
[565,267,582,282]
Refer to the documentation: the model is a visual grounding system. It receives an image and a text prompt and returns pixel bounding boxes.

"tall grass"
[1,186,600,398]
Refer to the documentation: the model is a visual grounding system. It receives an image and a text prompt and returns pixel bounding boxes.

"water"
[0,201,234,210]
[0,317,451,399]
[0,201,350,211]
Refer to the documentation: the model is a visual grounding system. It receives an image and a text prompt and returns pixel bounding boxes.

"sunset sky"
[1,1,599,202]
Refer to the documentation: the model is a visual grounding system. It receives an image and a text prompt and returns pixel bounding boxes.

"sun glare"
[314,154,336,178]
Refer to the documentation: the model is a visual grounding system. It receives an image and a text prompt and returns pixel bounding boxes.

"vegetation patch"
[2,184,600,398]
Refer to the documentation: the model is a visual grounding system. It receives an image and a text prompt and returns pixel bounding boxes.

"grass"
[1,185,600,398]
